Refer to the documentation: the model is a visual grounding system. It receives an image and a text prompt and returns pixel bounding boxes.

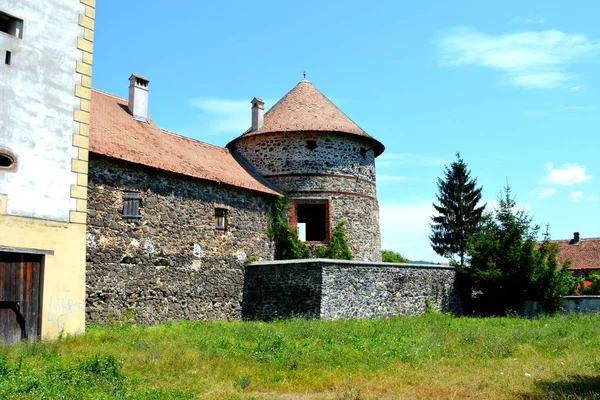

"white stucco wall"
[0,0,84,222]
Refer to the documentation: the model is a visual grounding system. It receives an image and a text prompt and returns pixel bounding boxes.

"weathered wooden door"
[0,252,41,343]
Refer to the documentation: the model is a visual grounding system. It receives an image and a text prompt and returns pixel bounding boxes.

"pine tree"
[430,153,485,265]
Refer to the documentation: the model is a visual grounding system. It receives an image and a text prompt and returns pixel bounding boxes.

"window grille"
[215,208,227,234]
[122,191,142,222]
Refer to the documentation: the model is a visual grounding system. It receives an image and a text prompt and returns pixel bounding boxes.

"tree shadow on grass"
[520,375,600,400]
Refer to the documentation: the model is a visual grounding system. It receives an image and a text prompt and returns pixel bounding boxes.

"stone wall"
[233,132,376,181]
[233,132,382,261]
[243,260,463,320]
[86,155,276,324]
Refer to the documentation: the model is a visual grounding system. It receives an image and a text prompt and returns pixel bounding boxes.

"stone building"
[228,80,385,261]
[0,0,95,342]
[85,76,386,323]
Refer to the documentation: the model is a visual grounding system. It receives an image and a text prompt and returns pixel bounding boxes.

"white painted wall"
[0,0,84,222]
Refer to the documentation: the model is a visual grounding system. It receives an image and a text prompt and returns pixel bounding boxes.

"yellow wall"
[0,216,86,339]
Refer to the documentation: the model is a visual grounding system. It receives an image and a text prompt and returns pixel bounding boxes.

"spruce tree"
[430,153,485,265]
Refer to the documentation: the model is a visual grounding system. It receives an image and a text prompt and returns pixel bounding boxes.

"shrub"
[317,220,353,260]
[381,250,409,263]
[268,197,310,260]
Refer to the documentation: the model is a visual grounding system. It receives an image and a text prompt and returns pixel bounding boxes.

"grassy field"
[0,313,599,399]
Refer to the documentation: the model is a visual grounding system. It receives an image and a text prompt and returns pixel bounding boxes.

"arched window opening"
[0,149,17,171]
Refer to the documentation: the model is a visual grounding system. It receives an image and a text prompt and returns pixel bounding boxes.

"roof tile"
[229,80,384,156]
[550,238,600,270]
[89,89,279,196]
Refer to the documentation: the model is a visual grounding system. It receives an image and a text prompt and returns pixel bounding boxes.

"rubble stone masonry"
[85,155,275,324]
[234,132,382,261]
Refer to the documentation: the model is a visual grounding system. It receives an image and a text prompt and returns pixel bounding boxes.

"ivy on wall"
[317,220,353,260]
[268,197,310,260]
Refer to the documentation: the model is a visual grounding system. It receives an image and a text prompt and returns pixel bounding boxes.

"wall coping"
[561,296,600,300]
[248,259,456,270]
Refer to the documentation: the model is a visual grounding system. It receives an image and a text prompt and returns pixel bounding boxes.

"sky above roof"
[92,0,600,262]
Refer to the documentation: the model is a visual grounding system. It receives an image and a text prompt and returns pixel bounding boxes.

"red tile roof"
[228,80,384,156]
[89,89,279,196]
[550,237,600,270]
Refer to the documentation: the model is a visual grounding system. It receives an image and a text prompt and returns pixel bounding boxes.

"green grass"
[1,313,599,399]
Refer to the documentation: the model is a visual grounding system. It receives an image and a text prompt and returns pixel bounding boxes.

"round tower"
[227,80,385,261]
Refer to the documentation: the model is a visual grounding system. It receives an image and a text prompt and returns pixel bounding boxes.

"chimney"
[570,232,581,244]
[128,74,150,122]
[250,97,264,131]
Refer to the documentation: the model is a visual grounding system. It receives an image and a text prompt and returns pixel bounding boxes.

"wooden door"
[0,252,41,343]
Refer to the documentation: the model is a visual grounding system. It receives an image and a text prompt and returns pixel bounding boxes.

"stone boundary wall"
[524,296,600,317]
[243,260,464,320]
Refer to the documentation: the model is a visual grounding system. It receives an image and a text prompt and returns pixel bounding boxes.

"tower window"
[122,191,142,222]
[296,202,328,242]
[306,140,317,151]
[5,50,11,65]
[0,11,23,38]
[215,208,228,235]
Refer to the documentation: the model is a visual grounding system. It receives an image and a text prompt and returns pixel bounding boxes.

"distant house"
[550,232,600,278]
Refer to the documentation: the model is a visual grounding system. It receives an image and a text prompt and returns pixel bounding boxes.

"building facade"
[228,80,385,261]
[0,0,95,341]
[84,77,386,323]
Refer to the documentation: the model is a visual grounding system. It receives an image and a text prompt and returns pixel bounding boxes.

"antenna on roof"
[303,71,306,79]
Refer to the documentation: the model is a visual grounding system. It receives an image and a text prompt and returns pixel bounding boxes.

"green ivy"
[267,197,310,260]
[317,220,353,260]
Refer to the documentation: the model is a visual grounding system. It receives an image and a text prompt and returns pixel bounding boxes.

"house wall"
[0,0,91,222]
[0,0,94,339]
[86,155,276,324]
[233,132,381,261]
[243,260,464,320]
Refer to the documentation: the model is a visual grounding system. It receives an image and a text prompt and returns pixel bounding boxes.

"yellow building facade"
[0,0,95,341]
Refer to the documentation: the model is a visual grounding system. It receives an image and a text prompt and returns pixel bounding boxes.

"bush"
[268,197,310,260]
[317,220,353,260]
[381,250,409,263]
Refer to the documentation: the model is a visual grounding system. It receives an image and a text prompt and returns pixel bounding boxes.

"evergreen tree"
[430,153,485,265]
[465,186,577,313]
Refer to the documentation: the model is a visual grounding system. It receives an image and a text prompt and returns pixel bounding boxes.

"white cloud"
[529,187,557,200]
[539,163,591,185]
[570,191,583,201]
[379,201,446,263]
[186,97,275,136]
[377,174,412,183]
[589,195,598,202]
[436,27,600,89]
[377,153,450,168]
[509,16,545,25]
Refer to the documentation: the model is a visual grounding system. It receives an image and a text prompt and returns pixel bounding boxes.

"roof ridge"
[547,237,600,242]
[158,128,229,152]
[91,88,126,101]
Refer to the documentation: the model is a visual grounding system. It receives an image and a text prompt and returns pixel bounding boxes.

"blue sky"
[93,1,600,262]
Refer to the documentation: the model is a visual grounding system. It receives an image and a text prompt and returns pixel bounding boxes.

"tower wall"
[234,132,382,261]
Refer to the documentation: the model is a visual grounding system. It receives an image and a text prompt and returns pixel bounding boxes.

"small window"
[0,148,16,171]
[0,12,23,38]
[306,140,317,151]
[360,147,367,158]
[122,191,142,222]
[296,203,328,242]
[5,50,11,65]
[215,208,228,235]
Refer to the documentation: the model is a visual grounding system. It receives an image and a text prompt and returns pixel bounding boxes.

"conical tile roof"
[228,80,384,156]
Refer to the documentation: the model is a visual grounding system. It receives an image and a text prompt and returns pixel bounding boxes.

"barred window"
[122,191,142,222]
[215,208,227,235]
